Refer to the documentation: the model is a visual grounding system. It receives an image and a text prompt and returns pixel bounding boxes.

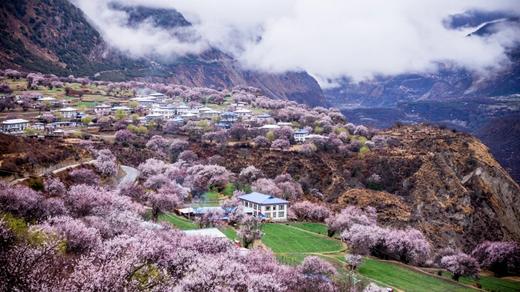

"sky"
[71,0,520,85]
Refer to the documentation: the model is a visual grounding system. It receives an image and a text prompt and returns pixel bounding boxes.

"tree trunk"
[452,274,460,281]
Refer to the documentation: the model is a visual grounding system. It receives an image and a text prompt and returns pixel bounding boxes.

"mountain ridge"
[0,0,325,106]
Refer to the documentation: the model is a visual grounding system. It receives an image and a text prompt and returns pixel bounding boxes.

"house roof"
[2,118,29,124]
[294,129,309,135]
[238,192,288,205]
[260,124,280,129]
[60,107,77,112]
[183,228,227,238]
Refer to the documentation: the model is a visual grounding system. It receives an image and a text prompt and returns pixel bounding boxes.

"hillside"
[191,125,520,250]
[0,0,324,106]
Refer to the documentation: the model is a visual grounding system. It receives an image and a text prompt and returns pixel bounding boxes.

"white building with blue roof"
[238,192,289,221]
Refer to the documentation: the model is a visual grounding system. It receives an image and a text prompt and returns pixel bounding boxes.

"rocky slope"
[0,0,324,106]
[193,125,520,250]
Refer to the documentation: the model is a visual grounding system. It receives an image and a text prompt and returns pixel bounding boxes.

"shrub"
[471,241,520,276]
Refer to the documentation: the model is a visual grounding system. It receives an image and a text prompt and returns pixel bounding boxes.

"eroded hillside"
[193,125,520,250]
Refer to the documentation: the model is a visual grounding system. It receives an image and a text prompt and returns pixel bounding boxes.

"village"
[1,71,519,292]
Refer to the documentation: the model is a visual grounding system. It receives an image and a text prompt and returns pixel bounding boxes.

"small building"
[144,113,163,123]
[181,111,199,121]
[257,113,272,120]
[173,104,190,115]
[259,124,280,130]
[200,109,221,119]
[234,108,252,117]
[167,116,185,125]
[38,96,58,105]
[183,228,227,239]
[131,97,156,108]
[294,129,309,143]
[94,104,112,115]
[151,106,176,120]
[221,112,238,123]
[59,107,78,120]
[277,122,293,127]
[111,106,132,114]
[1,119,30,133]
[238,192,289,221]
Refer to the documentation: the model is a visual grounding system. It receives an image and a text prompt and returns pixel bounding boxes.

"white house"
[234,108,252,118]
[200,108,221,119]
[144,113,163,123]
[238,192,289,221]
[59,107,78,120]
[131,97,156,108]
[174,104,190,115]
[151,106,176,120]
[259,124,280,130]
[94,104,111,115]
[1,119,30,133]
[294,129,310,143]
[38,96,58,105]
[111,106,132,114]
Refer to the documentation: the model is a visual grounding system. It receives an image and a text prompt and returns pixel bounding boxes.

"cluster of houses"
[1,91,318,143]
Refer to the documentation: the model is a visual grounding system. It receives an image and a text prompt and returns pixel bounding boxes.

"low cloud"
[71,0,520,82]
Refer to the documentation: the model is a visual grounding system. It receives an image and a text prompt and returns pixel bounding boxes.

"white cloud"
[71,0,520,82]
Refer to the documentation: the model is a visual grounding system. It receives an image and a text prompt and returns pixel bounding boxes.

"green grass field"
[261,223,343,253]
[158,213,198,230]
[220,227,237,241]
[437,271,520,292]
[288,222,329,236]
[358,259,476,291]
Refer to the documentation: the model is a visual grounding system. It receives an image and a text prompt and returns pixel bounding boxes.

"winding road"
[118,165,140,189]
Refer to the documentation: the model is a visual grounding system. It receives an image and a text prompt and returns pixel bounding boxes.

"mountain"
[325,13,520,182]
[0,0,324,106]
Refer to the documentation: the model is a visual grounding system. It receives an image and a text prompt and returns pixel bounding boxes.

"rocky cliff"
[193,125,520,250]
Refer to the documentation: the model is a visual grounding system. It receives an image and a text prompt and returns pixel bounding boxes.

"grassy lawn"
[219,227,237,241]
[158,213,198,230]
[193,191,221,207]
[358,259,476,292]
[436,271,520,292]
[289,222,329,236]
[261,223,343,253]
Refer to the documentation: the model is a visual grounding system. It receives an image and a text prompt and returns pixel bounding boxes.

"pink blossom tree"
[297,256,337,291]
[197,208,224,228]
[289,201,331,222]
[44,177,66,197]
[238,216,262,248]
[254,135,270,148]
[94,149,117,177]
[441,253,480,281]
[115,129,136,145]
[69,168,100,186]
[345,254,363,271]
[239,166,265,185]
[471,241,520,276]
[37,216,101,253]
[271,138,290,150]
[326,206,377,236]
[138,158,168,179]
[149,187,183,221]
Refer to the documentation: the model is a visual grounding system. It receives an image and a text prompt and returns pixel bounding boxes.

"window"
[279,204,285,210]
[266,212,271,218]
[266,205,271,211]
[278,211,285,217]
[273,212,277,218]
